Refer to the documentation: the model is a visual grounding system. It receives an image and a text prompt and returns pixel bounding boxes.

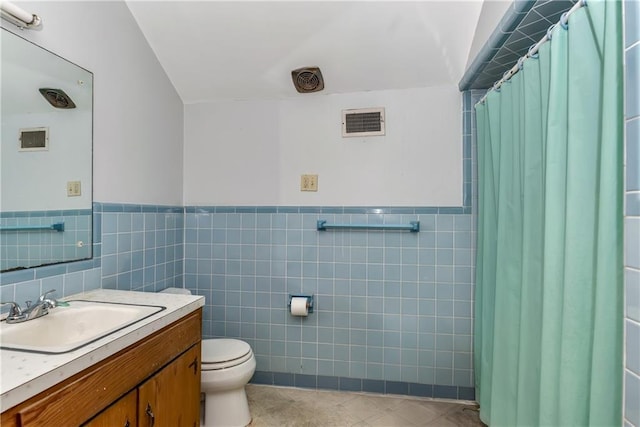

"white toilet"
[201,338,256,427]
[159,288,256,427]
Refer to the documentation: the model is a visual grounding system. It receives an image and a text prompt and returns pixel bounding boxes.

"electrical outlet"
[67,181,81,197]
[300,174,318,192]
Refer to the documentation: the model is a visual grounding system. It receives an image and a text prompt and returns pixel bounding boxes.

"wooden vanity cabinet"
[86,344,201,427]
[0,308,202,427]
[83,389,137,427]
[138,343,201,427]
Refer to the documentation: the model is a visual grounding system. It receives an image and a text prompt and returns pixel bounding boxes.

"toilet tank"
[159,287,192,295]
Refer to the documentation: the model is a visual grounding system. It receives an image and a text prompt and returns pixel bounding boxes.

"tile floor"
[246,384,486,426]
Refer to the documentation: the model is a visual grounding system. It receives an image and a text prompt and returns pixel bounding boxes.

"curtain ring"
[560,12,569,30]
[581,0,587,7]
[493,81,502,92]
[528,44,539,59]
[546,23,556,40]
[517,57,525,70]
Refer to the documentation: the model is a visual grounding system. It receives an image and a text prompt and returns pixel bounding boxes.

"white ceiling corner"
[125,1,484,104]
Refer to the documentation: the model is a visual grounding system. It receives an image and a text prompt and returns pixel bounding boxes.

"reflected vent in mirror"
[19,127,48,151]
[39,88,76,109]
[342,108,385,137]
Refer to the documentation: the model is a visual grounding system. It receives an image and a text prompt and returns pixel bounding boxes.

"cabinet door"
[138,343,201,427]
[83,389,137,427]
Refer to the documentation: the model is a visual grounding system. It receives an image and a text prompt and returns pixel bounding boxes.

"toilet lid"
[202,339,251,364]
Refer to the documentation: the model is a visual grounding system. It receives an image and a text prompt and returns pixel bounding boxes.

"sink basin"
[0,300,165,354]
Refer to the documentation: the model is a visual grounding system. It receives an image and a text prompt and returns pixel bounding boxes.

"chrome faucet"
[1,289,59,324]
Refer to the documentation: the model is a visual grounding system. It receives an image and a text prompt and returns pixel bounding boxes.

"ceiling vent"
[342,108,385,137]
[39,88,76,109]
[291,67,324,93]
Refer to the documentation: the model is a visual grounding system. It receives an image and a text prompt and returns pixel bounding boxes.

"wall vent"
[342,108,385,137]
[19,127,49,151]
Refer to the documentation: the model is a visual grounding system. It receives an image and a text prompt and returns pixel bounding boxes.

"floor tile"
[246,384,485,426]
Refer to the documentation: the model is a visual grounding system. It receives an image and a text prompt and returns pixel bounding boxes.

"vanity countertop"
[0,289,204,413]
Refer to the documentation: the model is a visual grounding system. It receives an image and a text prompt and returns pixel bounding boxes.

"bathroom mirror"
[1,28,93,272]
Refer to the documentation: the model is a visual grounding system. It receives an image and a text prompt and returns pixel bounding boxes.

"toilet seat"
[202,339,253,371]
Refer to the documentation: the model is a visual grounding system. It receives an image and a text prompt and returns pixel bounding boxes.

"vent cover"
[342,108,385,137]
[291,67,324,93]
[19,127,49,151]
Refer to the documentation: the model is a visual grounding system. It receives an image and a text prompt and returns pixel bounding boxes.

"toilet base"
[202,386,252,427]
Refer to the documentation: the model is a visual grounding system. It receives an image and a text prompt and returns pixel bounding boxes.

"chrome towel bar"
[0,222,65,232]
[316,220,419,232]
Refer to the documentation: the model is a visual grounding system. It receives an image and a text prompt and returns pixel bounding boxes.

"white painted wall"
[184,85,462,206]
[2,111,92,211]
[1,1,184,205]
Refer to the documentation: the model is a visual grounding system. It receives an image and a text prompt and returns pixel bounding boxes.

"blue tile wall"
[0,209,92,271]
[0,203,102,295]
[184,207,475,398]
[627,0,640,49]
[99,203,184,292]
[626,1,640,425]
[627,42,640,120]
[0,203,184,314]
[464,89,487,218]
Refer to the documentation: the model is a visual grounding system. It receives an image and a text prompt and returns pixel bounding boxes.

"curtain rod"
[1,1,42,30]
[477,0,586,106]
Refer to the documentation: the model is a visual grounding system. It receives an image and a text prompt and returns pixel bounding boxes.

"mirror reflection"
[1,29,93,272]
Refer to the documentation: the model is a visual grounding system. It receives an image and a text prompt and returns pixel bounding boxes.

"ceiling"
[126,1,485,104]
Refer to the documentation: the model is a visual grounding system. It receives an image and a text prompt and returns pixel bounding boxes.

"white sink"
[0,300,165,354]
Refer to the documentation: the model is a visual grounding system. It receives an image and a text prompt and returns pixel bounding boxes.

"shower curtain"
[474,1,623,425]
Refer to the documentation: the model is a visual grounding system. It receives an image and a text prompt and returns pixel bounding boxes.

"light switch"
[300,175,318,192]
[67,181,81,197]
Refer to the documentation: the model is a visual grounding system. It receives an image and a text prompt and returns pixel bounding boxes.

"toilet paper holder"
[288,294,314,313]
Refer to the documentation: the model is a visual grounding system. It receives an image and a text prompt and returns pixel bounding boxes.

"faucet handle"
[39,289,59,309]
[1,301,23,318]
[39,289,57,302]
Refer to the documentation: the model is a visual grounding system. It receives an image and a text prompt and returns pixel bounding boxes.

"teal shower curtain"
[474,1,623,425]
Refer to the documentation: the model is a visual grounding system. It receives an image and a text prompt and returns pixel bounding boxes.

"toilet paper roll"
[290,297,309,316]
